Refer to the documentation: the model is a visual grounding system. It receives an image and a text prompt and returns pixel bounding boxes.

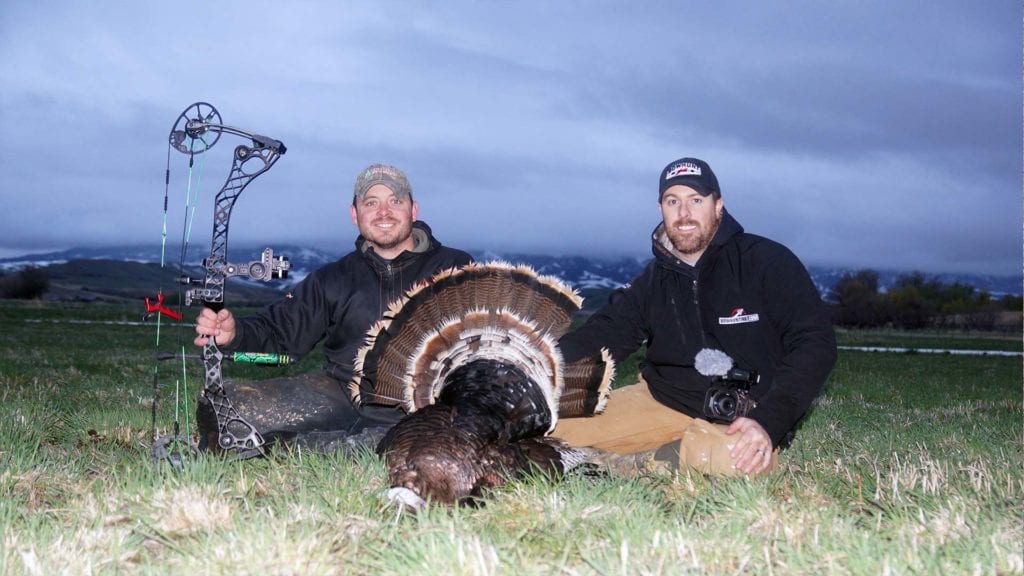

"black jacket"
[559,210,836,446]
[226,221,472,386]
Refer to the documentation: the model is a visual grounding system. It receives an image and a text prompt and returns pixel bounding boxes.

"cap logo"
[665,162,702,179]
[364,165,402,180]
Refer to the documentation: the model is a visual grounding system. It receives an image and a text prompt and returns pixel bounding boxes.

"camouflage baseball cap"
[353,163,412,200]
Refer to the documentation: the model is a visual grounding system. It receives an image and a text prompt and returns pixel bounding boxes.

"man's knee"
[666,418,777,476]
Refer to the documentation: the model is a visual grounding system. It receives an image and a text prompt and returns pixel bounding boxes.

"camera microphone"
[695,348,733,377]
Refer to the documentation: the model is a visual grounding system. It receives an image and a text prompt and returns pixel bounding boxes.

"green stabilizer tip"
[231,352,293,365]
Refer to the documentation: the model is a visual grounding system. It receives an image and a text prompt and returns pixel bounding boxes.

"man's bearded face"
[351,184,418,255]
[660,185,723,257]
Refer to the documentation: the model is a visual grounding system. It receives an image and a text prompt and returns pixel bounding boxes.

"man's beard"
[666,212,722,256]
[364,219,413,251]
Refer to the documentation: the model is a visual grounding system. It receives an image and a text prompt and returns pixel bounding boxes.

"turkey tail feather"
[559,347,614,417]
[350,262,587,419]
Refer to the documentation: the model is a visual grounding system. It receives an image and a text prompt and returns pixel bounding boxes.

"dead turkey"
[349,262,614,507]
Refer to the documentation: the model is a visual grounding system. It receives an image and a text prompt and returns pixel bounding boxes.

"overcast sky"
[1,2,1020,276]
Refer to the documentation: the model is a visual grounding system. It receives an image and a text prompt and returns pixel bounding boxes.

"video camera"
[693,348,759,423]
[702,366,758,423]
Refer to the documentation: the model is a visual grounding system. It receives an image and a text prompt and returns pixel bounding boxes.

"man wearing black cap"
[554,157,836,476]
[192,163,472,451]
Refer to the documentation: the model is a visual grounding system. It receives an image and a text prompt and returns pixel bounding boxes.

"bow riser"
[182,141,289,308]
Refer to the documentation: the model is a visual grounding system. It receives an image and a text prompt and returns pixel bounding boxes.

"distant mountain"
[1,244,1021,303]
[30,258,287,305]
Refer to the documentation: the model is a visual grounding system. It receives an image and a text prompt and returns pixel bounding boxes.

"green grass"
[835,327,1023,352]
[1,301,1021,574]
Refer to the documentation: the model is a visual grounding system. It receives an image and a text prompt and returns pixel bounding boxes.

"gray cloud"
[0,1,1019,276]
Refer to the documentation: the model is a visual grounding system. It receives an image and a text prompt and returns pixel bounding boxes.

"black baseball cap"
[658,157,720,199]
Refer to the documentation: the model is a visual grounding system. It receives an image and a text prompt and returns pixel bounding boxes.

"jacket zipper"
[693,278,708,347]
[380,263,395,316]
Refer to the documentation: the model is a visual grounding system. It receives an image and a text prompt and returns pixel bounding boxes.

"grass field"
[1,301,1021,575]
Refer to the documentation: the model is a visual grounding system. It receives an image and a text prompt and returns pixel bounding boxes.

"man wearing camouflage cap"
[193,163,472,451]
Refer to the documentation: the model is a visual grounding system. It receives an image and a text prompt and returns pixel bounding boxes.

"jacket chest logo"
[719,307,760,325]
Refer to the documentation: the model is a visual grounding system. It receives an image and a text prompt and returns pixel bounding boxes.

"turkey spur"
[350,262,614,506]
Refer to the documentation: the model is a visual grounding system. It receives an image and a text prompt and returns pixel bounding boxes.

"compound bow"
[151,102,290,464]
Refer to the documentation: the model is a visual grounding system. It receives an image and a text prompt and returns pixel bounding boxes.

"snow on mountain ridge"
[1,245,1020,298]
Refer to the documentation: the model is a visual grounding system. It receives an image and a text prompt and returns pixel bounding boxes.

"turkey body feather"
[378,360,573,505]
[350,262,614,505]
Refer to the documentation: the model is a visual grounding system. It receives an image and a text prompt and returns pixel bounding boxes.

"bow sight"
[178,247,290,306]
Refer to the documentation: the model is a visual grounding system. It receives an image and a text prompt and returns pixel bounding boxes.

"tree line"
[829,269,1022,331]
[0,266,49,299]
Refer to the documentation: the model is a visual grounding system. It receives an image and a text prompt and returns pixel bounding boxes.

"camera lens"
[709,392,737,418]
[717,395,736,416]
